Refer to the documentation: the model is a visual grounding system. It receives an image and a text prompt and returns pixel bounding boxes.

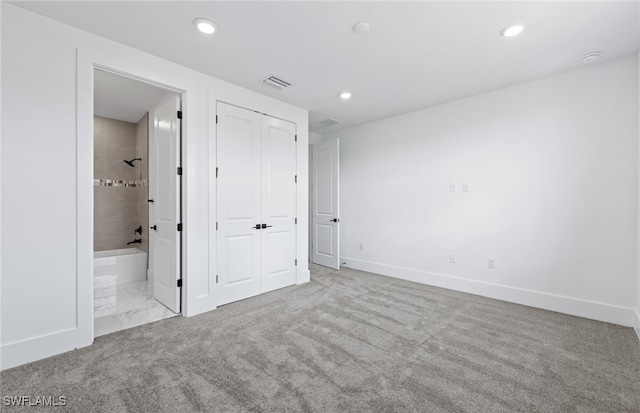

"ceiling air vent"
[318,118,340,127]
[262,75,292,91]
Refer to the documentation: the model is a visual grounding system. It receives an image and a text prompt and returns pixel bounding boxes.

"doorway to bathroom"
[93,69,182,337]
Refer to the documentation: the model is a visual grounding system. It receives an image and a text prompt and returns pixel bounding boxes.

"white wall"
[323,55,639,326]
[309,132,322,145]
[637,50,640,336]
[0,0,4,367]
[1,3,309,370]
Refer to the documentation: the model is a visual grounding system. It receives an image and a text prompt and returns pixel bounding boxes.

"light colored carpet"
[2,264,639,412]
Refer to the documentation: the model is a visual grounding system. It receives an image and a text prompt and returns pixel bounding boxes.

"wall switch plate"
[450,254,457,264]
[462,183,470,192]
[488,258,496,269]
[450,183,457,192]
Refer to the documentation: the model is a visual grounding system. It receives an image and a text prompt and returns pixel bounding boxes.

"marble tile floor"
[94,280,179,337]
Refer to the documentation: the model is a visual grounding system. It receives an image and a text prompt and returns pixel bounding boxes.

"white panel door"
[312,139,340,269]
[216,103,262,306]
[150,95,181,313]
[261,116,297,293]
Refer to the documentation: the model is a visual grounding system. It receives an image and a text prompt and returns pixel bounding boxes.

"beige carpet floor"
[1,264,639,412]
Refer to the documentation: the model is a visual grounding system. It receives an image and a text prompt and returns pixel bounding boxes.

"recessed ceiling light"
[500,24,524,37]
[353,22,370,34]
[340,91,352,100]
[582,52,601,63]
[194,18,217,34]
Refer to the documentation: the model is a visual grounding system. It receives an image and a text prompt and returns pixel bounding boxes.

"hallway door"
[312,139,340,269]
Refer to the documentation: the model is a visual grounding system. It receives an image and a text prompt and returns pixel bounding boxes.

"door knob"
[261,224,273,229]
[330,218,340,222]
[150,225,157,231]
[252,224,261,230]
[148,199,155,203]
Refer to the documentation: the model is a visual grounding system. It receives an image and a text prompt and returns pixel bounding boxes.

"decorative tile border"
[94,178,147,187]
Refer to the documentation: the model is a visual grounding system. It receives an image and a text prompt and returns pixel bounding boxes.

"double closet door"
[216,102,297,306]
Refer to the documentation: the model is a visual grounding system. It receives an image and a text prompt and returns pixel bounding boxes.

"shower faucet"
[124,158,142,167]
[135,225,142,235]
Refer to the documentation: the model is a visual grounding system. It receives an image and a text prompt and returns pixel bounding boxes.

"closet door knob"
[252,224,261,230]
[150,225,157,231]
[148,199,155,203]
[261,224,273,229]
[330,218,339,223]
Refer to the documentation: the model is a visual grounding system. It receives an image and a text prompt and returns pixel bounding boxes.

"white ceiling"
[94,69,172,123]
[13,1,640,133]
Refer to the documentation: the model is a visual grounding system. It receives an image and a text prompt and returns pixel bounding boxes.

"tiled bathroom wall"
[94,116,148,253]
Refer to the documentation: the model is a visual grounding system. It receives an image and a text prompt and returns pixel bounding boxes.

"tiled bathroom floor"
[94,280,179,337]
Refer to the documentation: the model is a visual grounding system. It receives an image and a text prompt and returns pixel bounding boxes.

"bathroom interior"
[93,69,179,337]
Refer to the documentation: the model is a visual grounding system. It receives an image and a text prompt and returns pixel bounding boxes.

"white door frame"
[85,65,186,338]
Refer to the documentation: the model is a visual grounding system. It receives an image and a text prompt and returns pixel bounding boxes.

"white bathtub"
[93,248,147,317]
[94,248,147,287]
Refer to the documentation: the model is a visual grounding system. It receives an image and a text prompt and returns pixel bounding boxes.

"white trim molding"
[342,257,637,327]
[1,329,80,371]
[297,269,311,285]
[634,311,640,342]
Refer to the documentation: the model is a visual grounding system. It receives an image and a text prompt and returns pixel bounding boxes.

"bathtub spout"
[127,239,142,245]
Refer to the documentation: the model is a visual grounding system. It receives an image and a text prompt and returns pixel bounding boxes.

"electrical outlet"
[450,183,457,192]
[462,183,470,192]
[488,258,496,269]
[450,254,457,264]
[359,243,365,251]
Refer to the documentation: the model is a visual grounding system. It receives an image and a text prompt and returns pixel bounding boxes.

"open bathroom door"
[149,95,181,313]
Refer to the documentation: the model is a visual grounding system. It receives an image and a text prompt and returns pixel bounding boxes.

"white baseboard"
[634,311,640,342]
[1,328,92,371]
[342,257,636,327]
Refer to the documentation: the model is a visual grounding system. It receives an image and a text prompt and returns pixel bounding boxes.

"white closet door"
[216,103,262,306]
[261,116,297,293]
